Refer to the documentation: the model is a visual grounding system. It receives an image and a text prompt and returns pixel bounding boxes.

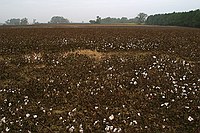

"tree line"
[4,9,200,27]
[4,16,70,25]
[4,13,148,25]
[5,18,29,25]
[146,9,200,28]
[89,13,148,24]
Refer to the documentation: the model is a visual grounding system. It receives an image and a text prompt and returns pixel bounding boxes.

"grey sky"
[0,0,199,23]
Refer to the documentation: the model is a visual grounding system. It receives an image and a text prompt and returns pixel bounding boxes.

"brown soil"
[0,26,199,133]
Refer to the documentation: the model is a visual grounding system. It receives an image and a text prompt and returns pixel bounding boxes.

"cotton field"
[0,26,199,132]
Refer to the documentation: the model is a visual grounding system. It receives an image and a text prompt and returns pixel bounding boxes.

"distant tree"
[33,19,37,24]
[20,18,28,25]
[89,20,96,24]
[121,17,128,23]
[96,16,101,24]
[5,20,10,25]
[129,17,139,23]
[136,13,148,24]
[5,18,21,25]
[50,16,70,24]
[92,17,131,24]
[89,16,102,24]
[33,19,40,24]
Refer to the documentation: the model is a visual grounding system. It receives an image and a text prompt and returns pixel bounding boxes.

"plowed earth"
[0,26,200,132]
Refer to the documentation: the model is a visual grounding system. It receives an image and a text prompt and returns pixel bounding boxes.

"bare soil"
[0,26,200,133]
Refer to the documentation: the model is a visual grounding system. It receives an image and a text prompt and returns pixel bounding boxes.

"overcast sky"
[0,0,199,23]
